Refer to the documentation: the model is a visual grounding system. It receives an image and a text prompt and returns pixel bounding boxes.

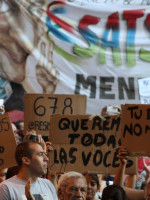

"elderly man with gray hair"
[57,171,87,200]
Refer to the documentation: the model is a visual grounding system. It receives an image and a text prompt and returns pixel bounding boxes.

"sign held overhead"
[24,94,86,136]
[49,114,137,174]
[121,104,150,156]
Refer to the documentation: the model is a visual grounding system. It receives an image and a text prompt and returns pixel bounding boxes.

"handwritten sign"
[121,104,150,156]
[0,113,16,170]
[24,94,86,136]
[49,114,137,174]
[138,77,150,104]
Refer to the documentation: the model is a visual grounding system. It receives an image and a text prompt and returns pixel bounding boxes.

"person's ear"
[22,157,31,165]
[58,188,64,200]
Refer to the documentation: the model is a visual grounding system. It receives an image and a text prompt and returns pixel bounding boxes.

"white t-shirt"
[0,175,58,200]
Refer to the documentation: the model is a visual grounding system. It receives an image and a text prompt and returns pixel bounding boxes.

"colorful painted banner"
[1,0,150,113]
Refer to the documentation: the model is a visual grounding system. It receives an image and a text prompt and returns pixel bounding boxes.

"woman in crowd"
[84,172,100,200]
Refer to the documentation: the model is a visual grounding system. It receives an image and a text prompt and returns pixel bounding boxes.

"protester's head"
[15,120,24,135]
[0,168,8,183]
[101,185,128,200]
[83,172,100,200]
[6,166,19,179]
[12,123,21,144]
[15,141,48,176]
[57,171,87,200]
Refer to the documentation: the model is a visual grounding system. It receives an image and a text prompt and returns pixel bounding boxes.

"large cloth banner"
[1,0,150,113]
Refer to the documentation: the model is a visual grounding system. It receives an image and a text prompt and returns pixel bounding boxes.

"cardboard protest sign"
[121,104,150,156]
[0,113,17,170]
[49,114,137,174]
[24,94,86,136]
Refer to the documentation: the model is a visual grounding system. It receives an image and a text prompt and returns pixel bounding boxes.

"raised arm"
[114,147,145,200]
[114,146,128,186]
[143,157,150,181]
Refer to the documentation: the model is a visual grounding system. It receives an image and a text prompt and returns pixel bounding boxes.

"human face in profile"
[28,143,49,177]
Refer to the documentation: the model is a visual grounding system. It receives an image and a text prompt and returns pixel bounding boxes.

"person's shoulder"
[37,177,53,185]
[0,175,17,187]
[37,178,56,190]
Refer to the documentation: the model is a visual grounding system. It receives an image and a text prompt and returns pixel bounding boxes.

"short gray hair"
[57,171,87,192]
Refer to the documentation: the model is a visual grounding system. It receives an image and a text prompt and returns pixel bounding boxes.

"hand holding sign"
[118,146,129,164]
[24,130,46,151]
[101,105,121,116]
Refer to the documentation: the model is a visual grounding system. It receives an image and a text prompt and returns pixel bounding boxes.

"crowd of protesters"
[1,132,150,200]
[0,106,150,200]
